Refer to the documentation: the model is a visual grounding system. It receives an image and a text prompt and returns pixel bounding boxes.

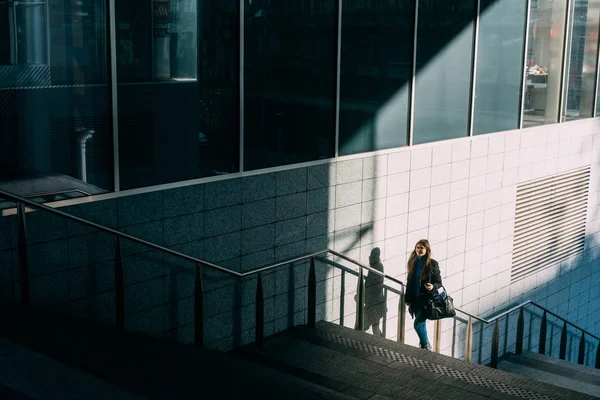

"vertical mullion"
[408,0,419,146]
[334,0,342,158]
[45,0,51,84]
[108,0,120,191]
[468,0,481,137]
[559,0,574,123]
[239,0,245,172]
[519,0,532,130]
[593,11,600,117]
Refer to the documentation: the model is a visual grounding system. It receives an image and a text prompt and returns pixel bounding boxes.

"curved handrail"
[327,249,405,288]
[3,188,597,344]
[316,256,403,296]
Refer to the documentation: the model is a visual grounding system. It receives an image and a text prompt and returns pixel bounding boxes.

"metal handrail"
[328,249,405,288]
[3,188,598,367]
[0,189,403,282]
[316,256,403,296]
[477,300,600,341]
[0,189,236,275]
[320,254,599,343]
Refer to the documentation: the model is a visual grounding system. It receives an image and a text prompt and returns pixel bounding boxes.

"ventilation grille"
[511,166,590,283]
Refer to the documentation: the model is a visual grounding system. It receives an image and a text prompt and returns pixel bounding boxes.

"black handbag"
[426,286,456,320]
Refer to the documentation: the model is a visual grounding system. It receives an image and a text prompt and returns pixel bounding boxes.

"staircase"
[234,321,599,400]
[2,304,597,400]
[0,305,353,400]
[498,352,600,398]
[1,189,599,399]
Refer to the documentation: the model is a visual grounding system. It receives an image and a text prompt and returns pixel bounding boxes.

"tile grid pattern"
[316,329,555,400]
[0,120,599,357]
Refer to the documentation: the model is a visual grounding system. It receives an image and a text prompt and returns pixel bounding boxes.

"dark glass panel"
[522,0,568,127]
[116,0,239,190]
[0,0,114,197]
[473,0,527,135]
[413,0,476,145]
[243,0,337,170]
[338,0,414,156]
[564,0,600,120]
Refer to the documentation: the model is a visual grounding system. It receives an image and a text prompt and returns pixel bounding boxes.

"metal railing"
[2,188,599,369]
[0,188,406,345]
[460,300,600,368]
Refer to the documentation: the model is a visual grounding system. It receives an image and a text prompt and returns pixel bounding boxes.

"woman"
[363,247,386,336]
[405,239,443,350]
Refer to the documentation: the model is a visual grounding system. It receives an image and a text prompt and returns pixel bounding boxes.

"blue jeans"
[414,308,429,348]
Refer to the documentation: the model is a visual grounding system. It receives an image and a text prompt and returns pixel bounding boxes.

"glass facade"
[563,0,600,120]
[1,0,600,196]
[413,0,476,145]
[116,0,239,190]
[523,0,569,127]
[0,0,114,200]
[473,0,527,135]
[338,0,414,156]
[243,0,337,170]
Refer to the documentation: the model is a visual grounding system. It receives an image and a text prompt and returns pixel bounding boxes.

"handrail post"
[355,267,365,331]
[194,264,204,346]
[339,270,345,327]
[382,287,387,336]
[17,202,30,307]
[595,341,600,369]
[307,257,316,328]
[465,316,473,362]
[578,332,585,365]
[255,272,264,347]
[491,319,499,369]
[559,322,567,360]
[114,237,125,330]
[539,311,547,355]
[433,320,442,353]
[516,308,524,355]
[397,288,406,344]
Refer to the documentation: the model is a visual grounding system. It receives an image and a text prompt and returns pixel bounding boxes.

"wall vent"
[511,166,590,283]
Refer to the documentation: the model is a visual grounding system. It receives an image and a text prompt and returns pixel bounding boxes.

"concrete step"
[517,351,600,378]
[498,352,600,398]
[0,338,147,400]
[312,321,599,400]
[0,304,355,400]
[236,321,599,400]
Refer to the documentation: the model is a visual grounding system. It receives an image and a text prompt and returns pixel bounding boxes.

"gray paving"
[0,338,146,400]
[236,321,598,400]
[519,351,600,378]
[498,352,600,398]
[1,302,597,400]
[0,305,353,400]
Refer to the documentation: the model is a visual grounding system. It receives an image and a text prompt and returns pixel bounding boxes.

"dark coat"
[405,259,443,317]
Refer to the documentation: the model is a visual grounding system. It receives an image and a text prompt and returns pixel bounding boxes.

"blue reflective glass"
[338,0,414,156]
[473,0,527,135]
[413,0,476,145]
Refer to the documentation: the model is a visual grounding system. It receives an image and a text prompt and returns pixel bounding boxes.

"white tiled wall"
[4,116,598,364]
[327,118,600,366]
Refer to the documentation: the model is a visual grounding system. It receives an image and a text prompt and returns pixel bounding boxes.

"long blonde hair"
[407,239,432,279]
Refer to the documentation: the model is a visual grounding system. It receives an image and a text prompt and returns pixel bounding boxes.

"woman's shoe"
[420,343,432,351]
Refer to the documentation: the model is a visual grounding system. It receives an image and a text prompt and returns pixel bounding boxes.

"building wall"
[1,118,599,364]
